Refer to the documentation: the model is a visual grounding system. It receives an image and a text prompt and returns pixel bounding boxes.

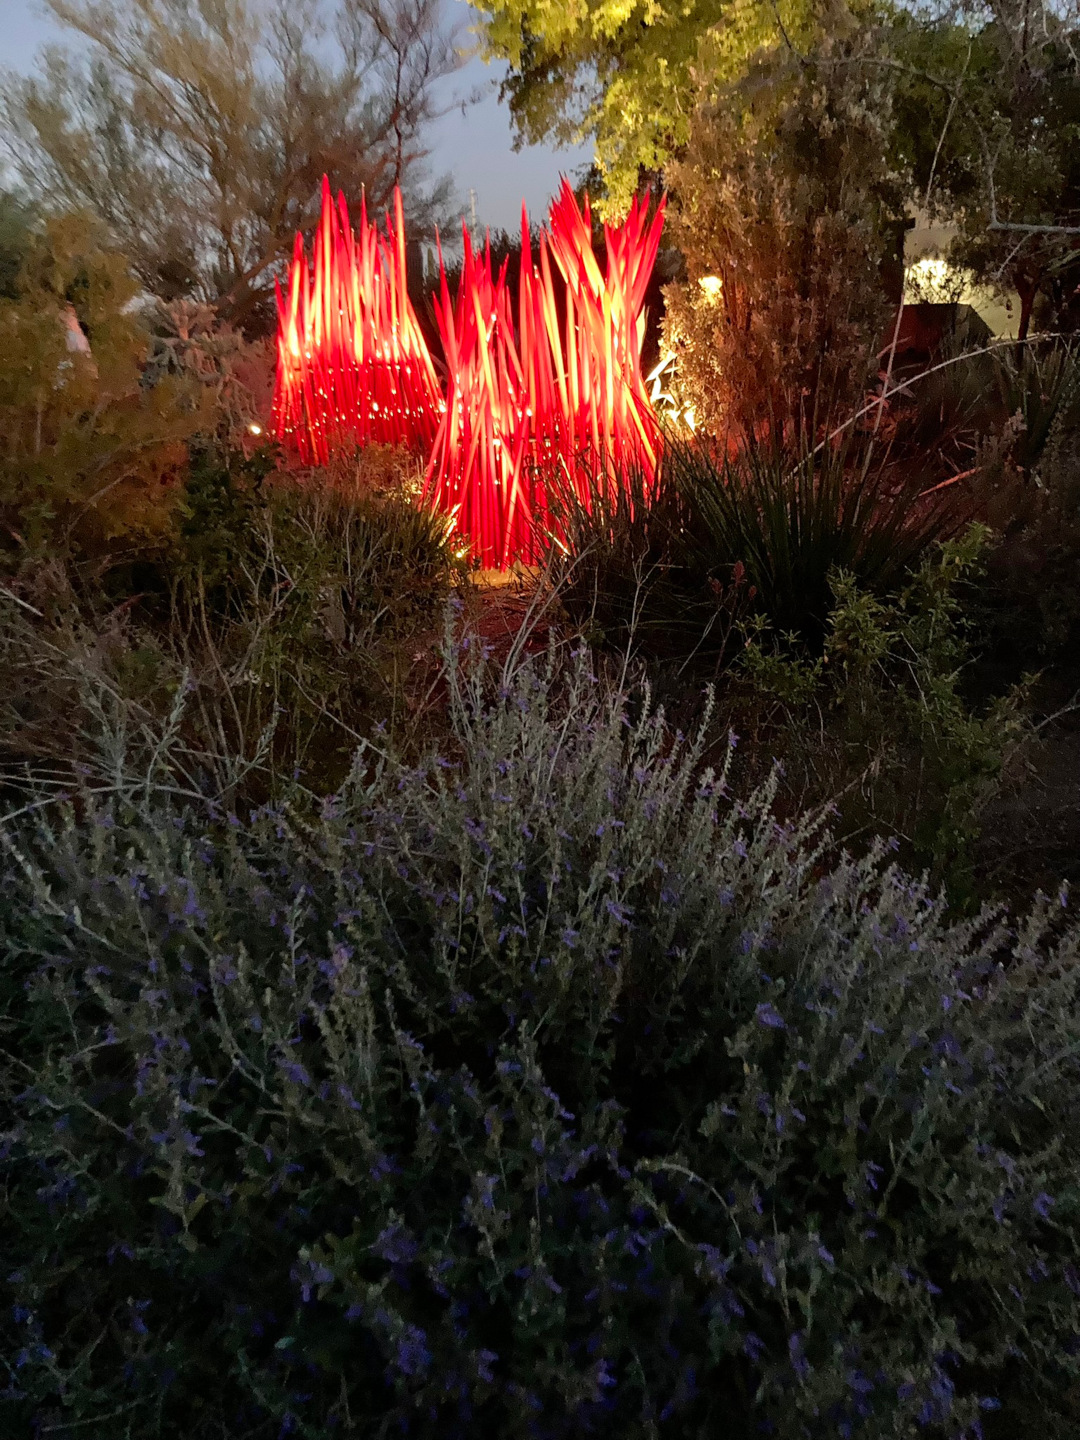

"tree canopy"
[474,0,1080,331]
[1,0,461,331]
[889,0,1080,337]
[471,0,853,212]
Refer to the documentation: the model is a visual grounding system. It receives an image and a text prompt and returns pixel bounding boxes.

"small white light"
[249,423,263,436]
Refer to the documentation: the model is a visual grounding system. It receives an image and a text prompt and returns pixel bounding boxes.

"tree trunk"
[1017,278,1037,344]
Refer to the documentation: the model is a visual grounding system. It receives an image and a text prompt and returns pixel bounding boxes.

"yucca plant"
[545,458,755,667]
[549,436,961,662]
[990,342,1080,476]
[669,436,963,644]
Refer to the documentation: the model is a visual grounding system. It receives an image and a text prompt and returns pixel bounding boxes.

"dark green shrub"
[2,634,1080,1439]
[0,458,462,801]
[549,461,755,667]
[669,440,960,644]
[737,527,1028,898]
[552,439,959,662]
[968,344,1080,666]
[170,442,275,603]
[172,446,455,624]
[168,461,462,784]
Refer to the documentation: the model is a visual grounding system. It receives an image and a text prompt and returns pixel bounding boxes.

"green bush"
[737,527,1028,897]
[167,453,463,783]
[0,212,208,561]
[669,441,960,645]
[552,439,958,661]
[661,39,904,445]
[0,453,463,800]
[2,633,1080,1439]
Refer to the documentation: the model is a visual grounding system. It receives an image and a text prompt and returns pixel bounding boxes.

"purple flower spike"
[755,1002,786,1030]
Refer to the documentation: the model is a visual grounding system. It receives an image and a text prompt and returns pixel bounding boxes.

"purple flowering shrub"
[2,638,1080,1439]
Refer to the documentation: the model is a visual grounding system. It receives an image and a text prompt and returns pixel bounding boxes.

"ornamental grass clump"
[551,438,958,661]
[3,628,1080,1439]
[0,448,461,804]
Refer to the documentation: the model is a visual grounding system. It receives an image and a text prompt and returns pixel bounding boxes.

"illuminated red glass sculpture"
[272,176,665,567]
[272,177,442,466]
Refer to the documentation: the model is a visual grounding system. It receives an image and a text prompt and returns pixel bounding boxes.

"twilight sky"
[0,0,592,234]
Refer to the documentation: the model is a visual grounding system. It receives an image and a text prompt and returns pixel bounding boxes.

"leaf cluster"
[477,0,832,213]
[739,526,1028,894]
[0,211,209,560]
[1,0,459,331]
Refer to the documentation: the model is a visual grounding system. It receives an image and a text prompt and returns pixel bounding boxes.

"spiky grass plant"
[667,438,962,644]
[545,460,751,666]
[549,436,961,662]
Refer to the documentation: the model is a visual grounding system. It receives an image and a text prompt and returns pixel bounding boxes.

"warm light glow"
[909,256,951,289]
[273,176,665,568]
[904,254,966,305]
[248,423,263,435]
[271,176,442,466]
[698,275,723,299]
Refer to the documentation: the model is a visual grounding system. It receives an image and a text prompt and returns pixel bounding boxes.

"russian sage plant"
[2,627,1079,1439]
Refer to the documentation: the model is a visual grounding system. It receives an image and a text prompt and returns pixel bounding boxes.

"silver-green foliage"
[2,625,1080,1438]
